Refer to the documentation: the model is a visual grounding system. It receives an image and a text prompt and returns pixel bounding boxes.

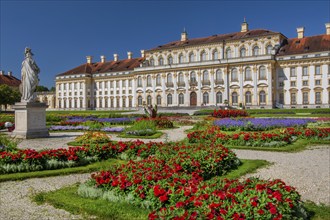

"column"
[113,80,117,108]
[119,80,123,108]
[267,65,273,107]
[210,70,215,105]
[132,78,136,107]
[197,71,202,106]
[253,66,258,106]
[184,72,190,106]
[161,74,166,107]
[173,73,178,106]
[224,68,229,102]
[239,67,244,104]
[152,75,156,105]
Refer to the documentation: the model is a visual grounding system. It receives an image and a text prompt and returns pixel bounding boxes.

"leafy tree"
[36,85,49,92]
[50,86,56,92]
[0,85,21,110]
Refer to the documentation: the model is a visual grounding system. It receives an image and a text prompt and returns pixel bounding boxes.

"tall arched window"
[216,70,223,81]
[137,76,142,87]
[200,51,207,61]
[245,91,252,104]
[167,73,173,83]
[231,68,238,81]
[253,46,259,56]
[189,53,195,62]
[178,72,184,83]
[216,92,222,104]
[212,50,218,60]
[259,66,267,80]
[150,58,155,66]
[168,56,173,65]
[203,92,209,104]
[158,57,164,66]
[203,70,209,82]
[240,47,246,57]
[147,75,152,86]
[190,71,196,82]
[157,95,162,105]
[167,94,172,105]
[147,95,152,105]
[232,92,238,105]
[266,45,273,55]
[156,74,161,86]
[138,96,143,106]
[259,91,266,104]
[179,54,184,63]
[245,67,252,80]
[226,48,231,58]
[178,93,184,105]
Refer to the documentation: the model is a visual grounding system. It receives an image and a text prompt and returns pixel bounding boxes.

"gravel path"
[234,145,330,205]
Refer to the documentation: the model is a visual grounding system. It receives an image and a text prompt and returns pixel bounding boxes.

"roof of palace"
[277,34,330,56]
[57,57,145,77]
[0,74,21,87]
[148,29,280,51]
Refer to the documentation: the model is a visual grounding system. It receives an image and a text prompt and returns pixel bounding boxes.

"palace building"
[55,21,330,110]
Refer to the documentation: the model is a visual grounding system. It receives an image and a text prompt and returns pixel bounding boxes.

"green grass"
[118,131,163,139]
[227,139,330,152]
[32,159,268,220]
[304,201,330,220]
[0,159,125,182]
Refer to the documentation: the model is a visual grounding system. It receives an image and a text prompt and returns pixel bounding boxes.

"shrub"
[126,120,157,136]
[75,131,110,145]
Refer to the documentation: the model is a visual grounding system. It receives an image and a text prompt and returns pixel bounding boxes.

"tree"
[36,85,49,92]
[0,85,21,110]
[49,87,56,92]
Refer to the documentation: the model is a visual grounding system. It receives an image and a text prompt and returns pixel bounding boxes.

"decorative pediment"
[229,85,240,89]
[136,89,144,93]
[289,88,298,92]
[313,87,324,91]
[146,89,153,93]
[177,88,186,92]
[214,85,225,90]
[201,86,211,90]
[243,84,254,88]
[165,88,174,92]
[257,83,268,87]
[301,87,311,91]
[155,88,162,92]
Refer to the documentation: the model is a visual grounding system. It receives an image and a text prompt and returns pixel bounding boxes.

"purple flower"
[101,127,124,132]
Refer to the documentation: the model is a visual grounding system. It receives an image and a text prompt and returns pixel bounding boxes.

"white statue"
[20,47,40,102]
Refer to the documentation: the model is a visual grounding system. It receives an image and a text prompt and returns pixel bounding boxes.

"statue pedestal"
[12,102,49,139]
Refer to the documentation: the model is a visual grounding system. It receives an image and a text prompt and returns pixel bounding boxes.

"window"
[203,92,209,104]
[216,70,223,82]
[179,54,184,63]
[291,93,296,104]
[303,92,309,104]
[156,74,161,86]
[147,75,152,87]
[303,81,308,86]
[226,48,231,58]
[179,93,184,105]
[279,93,284,104]
[245,67,252,80]
[200,51,207,61]
[231,68,238,81]
[290,81,296,87]
[167,94,172,105]
[203,70,209,82]
[128,80,132,87]
[189,53,195,62]
[315,92,321,104]
[137,76,142,87]
[266,45,273,55]
[315,65,321,75]
[147,95,152,105]
[129,98,132,107]
[138,96,143,106]
[168,56,173,65]
[253,46,259,56]
[290,67,296,77]
[167,73,173,83]
[190,71,196,82]
[178,72,184,83]
[158,57,164,66]
[303,66,308,76]
[212,50,218,60]
[232,92,238,105]
[259,66,267,80]
[157,95,161,105]
[315,80,321,85]
[150,58,155,66]
[240,47,246,57]
[122,80,126,87]
[216,92,222,104]
[245,91,252,104]
[259,91,266,104]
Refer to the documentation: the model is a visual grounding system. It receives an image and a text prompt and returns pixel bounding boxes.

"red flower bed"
[212,109,249,118]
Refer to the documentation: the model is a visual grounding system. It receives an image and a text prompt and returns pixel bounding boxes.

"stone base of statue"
[11,102,49,139]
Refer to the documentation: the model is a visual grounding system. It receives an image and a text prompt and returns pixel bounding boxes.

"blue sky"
[1,0,329,88]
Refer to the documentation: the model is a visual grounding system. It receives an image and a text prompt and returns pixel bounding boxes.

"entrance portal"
[190,92,197,106]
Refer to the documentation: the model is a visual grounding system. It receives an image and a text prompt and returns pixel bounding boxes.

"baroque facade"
[55,21,330,110]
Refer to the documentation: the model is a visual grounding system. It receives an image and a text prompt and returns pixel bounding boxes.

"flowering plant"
[74,131,111,145]
[212,109,249,118]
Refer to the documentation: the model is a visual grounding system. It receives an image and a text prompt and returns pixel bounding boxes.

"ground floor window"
[232,92,238,105]
[157,95,161,105]
[138,96,143,106]
[259,91,266,104]
[167,94,172,105]
[315,92,321,104]
[147,95,152,105]
[179,93,184,105]
[216,92,222,104]
[303,92,309,104]
[203,92,209,104]
[245,91,252,104]
[291,93,296,105]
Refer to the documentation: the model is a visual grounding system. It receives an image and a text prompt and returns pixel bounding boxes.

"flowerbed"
[212,109,249,118]
[187,126,330,147]
[137,117,174,129]
[214,118,315,131]
[64,116,136,125]
[79,142,307,219]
